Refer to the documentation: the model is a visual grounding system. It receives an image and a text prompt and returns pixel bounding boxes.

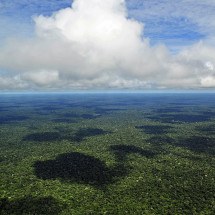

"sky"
[0,0,215,91]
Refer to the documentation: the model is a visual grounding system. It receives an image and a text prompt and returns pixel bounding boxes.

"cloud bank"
[0,0,215,90]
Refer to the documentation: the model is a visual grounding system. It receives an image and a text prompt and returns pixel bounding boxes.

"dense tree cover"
[0,94,215,214]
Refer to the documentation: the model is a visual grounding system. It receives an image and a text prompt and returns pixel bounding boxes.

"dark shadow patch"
[62,112,101,120]
[0,116,28,124]
[148,135,176,145]
[0,196,65,215]
[71,128,110,142]
[135,125,172,135]
[55,113,100,121]
[94,107,125,115]
[23,132,61,142]
[176,136,215,155]
[110,145,156,161]
[33,148,147,188]
[63,113,80,118]
[154,107,183,113]
[147,113,211,123]
[201,111,215,118]
[94,108,108,115]
[148,135,215,155]
[81,114,101,119]
[196,124,215,135]
[23,128,110,143]
[147,135,176,152]
[33,152,113,187]
[0,107,7,112]
[52,118,78,123]
[41,106,62,111]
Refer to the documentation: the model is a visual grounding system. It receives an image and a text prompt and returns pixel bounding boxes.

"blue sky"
[0,0,207,50]
[0,0,215,91]
[127,0,206,50]
[0,0,72,40]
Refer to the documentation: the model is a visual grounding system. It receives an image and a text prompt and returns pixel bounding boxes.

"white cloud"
[0,0,215,90]
[201,76,215,88]
[205,61,214,71]
[22,70,59,86]
[0,75,28,90]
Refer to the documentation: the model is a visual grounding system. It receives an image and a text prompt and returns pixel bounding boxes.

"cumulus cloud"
[201,76,215,88]
[0,76,28,90]
[0,0,215,90]
[21,70,59,86]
